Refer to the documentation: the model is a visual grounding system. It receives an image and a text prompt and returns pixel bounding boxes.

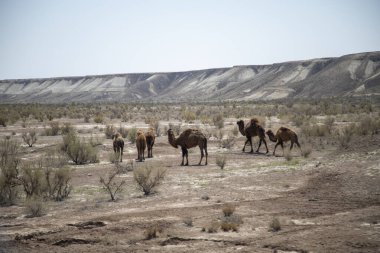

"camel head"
[112,132,121,140]
[167,129,178,148]
[236,120,246,136]
[265,129,277,142]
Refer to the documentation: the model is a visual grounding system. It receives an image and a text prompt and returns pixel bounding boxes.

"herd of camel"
[112,118,301,166]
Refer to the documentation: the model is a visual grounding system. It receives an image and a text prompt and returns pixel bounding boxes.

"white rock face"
[1,51,379,103]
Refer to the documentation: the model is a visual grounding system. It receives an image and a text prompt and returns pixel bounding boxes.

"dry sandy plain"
[0,116,379,253]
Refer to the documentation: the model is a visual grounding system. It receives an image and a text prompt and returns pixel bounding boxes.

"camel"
[136,129,147,162]
[266,127,301,156]
[167,128,208,166]
[112,133,124,162]
[236,118,269,153]
[145,128,155,158]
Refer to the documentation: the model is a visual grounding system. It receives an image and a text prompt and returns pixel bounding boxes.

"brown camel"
[167,128,208,166]
[236,118,269,153]
[112,133,124,162]
[266,127,301,156]
[145,128,155,158]
[136,130,147,162]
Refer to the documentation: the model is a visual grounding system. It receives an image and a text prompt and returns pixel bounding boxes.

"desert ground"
[0,101,379,253]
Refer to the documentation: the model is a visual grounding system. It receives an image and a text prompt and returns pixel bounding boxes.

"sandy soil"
[0,121,379,253]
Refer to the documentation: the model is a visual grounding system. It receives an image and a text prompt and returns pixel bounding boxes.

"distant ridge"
[1,51,379,103]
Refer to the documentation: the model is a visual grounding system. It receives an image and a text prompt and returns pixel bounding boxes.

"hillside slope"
[1,51,379,103]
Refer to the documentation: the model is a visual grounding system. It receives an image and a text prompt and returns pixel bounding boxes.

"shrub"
[222,203,235,217]
[127,127,137,144]
[206,221,219,233]
[0,115,8,127]
[133,166,166,195]
[62,131,98,164]
[144,224,163,240]
[324,116,335,134]
[232,127,239,137]
[183,217,193,227]
[94,114,104,124]
[337,124,355,149]
[356,115,380,135]
[220,136,235,149]
[0,139,21,205]
[105,125,116,139]
[61,123,75,135]
[220,214,243,232]
[301,146,312,158]
[213,114,224,129]
[268,217,281,232]
[47,122,60,136]
[19,161,44,198]
[25,197,45,218]
[100,168,126,201]
[44,167,72,201]
[216,155,227,170]
[22,130,38,147]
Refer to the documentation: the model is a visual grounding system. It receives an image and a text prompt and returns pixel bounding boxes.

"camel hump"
[250,118,259,124]
[279,127,290,132]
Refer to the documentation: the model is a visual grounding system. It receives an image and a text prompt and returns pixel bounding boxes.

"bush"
[127,127,137,144]
[61,123,75,135]
[45,122,60,136]
[220,136,235,149]
[144,224,163,240]
[133,166,166,195]
[25,197,45,218]
[19,161,44,198]
[216,155,227,170]
[62,131,98,164]
[213,114,224,129]
[0,115,8,127]
[337,124,355,149]
[301,145,312,158]
[100,168,126,201]
[183,217,193,227]
[0,139,21,205]
[205,221,219,233]
[22,130,38,147]
[94,114,104,124]
[105,125,116,139]
[356,115,380,135]
[268,217,281,232]
[44,167,72,201]
[222,203,235,217]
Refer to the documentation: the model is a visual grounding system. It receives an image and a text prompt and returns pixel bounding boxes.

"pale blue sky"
[0,0,379,79]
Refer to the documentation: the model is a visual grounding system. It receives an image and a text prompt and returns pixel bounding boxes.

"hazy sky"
[0,0,379,79]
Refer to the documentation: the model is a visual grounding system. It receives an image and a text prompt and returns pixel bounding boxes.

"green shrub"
[94,114,104,124]
[62,132,98,165]
[222,203,235,217]
[105,125,116,139]
[45,122,60,136]
[44,167,72,201]
[337,124,355,149]
[127,127,137,144]
[61,123,75,135]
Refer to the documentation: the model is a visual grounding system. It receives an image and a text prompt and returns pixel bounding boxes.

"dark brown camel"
[236,118,269,153]
[112,133,124,162]
[136,130,146,162]
[266,127,301,156]
[167,128,208,166]
[145,127,155,158]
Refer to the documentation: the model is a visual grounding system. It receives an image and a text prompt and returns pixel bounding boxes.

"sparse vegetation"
[25,197,45,218]
[216,155,227,170]
[269,217,281,232]
[144,224,163,240]
[61,131,98,164]
[22,130,38,147]
[99,168,126,201]
[133,166,166,195]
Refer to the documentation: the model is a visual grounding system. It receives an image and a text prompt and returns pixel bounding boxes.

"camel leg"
[256,139,262,153]
[198,146,204,165]
[280,142,284,156]
[185,148,189,166]
[205,145,208,165]
[181,147,186,166]
[143,149,145,161]
[263,139,269,153]
[120,148,123,162]
[249,138,254,153]
[273,142,281,156]
[243,139,249,152]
